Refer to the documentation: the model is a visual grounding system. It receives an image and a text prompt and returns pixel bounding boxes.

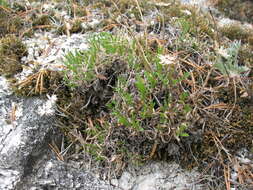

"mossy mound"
[0,35,27,77]
[0,8,23,37]
[216,0,253,23]
[219,23,253,45]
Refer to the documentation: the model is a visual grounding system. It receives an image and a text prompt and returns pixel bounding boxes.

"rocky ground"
[0,0,252,189]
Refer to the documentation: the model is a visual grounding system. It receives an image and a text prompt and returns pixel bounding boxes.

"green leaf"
[145,71,156,89]
[183,104,192,113]
[179,133,189,137]
[135,75,147,97]
[214,41,249,77]
[118,115,130,126]
[180,92,189,101]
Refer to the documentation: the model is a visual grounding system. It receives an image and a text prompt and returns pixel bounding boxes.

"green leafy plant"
[63,32,129,88]
[214,41,250,77]
[62,31,192,167]
[176,123,189,138]
[109,51,192,138]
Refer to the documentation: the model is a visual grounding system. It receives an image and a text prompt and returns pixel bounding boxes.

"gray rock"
[112,161,207,190]
[0,76,57,190]
[0,76,115,190]
[22,159,114,190]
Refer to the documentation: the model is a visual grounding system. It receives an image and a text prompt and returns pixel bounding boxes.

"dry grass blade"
[18,73,39,88]
[204,103,232,110]
[149,141,158,159]
[33,25,52,30]
[35,69,46,94]
[17,69,48,95]
[49,142,64,161]
[9,103,17,128]
[57,105,86,124]
[101,23,119,31]
[212,134,232,159]
[133,0,144,22]
[69,128,86,145]
[180,58,205,71]
[223,164,231,190]
[190,71,196,93]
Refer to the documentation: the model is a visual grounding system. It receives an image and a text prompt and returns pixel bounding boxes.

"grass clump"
[63,32,129,88]
[0,35,27,77]
[60,31,193,173]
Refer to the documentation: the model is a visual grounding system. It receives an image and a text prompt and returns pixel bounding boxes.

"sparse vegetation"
[0,0,252,189]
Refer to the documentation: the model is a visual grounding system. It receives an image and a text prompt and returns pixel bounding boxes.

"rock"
[0,76,57,189]
[0,76,115,190]
[114,161,207,190]
[21,159,114,190]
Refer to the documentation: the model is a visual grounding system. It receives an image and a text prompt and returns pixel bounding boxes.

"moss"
[0,0,8,7]
[219,23,253,45]
[32,15,52,27]
[12,2,27,11]
[0,35,27,77]
[93,0,152,21]
[160,2,188,18]
[0,9,23,37]
[239,44,253,68]
[57,19,83,35]
[216,0,253,23]
[157,2,215,39]
[71,4,89,17]
[70,19,83,33]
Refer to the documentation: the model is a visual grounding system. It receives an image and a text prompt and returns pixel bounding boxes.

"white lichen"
[159,54,177,65]
[37,95,57,116]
